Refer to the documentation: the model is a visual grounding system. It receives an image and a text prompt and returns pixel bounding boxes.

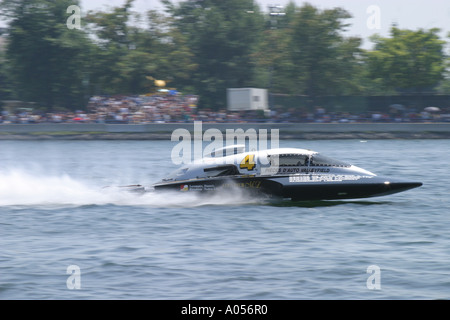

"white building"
[227,88,268,111]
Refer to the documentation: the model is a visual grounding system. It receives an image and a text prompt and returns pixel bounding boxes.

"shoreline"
[2,132,450,140]
[0,122,449,140]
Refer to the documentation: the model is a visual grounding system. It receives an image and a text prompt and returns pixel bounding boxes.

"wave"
[0,168,261,208]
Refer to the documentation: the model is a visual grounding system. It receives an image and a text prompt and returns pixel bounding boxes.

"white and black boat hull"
[152,176,422,201]
[149,146,422,201]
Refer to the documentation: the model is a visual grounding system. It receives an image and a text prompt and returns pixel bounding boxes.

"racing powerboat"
[151,145,422,201]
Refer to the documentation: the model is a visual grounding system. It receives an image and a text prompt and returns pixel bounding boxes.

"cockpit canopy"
[162,148,351,182]
[268,153,350,167]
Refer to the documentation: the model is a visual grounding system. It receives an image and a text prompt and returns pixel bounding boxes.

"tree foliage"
[86,2,196,95]
[164,0,265,108]
[289,4,363,99]
[1,0,93,110]
[0,0,448,111]
[366,26,446,93]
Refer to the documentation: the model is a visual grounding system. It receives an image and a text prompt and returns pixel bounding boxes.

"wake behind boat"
[151,145,422,201]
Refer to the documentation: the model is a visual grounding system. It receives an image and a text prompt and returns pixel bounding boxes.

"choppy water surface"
[0,139,449,299]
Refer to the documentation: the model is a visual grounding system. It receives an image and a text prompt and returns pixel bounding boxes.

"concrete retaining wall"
[1,123,450,134]
[0,123,450,140]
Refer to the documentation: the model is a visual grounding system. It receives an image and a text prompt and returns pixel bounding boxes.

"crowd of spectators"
[1,93,449,124]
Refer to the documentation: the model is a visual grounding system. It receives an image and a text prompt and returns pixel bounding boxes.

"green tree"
[0,49,13,102]
[366,26,446,93]
[253,1,297,94]
[437,57,450,94]
[134,10,197,94]
[164,0,265,109]
[289,4,362,100]
[85,0,136,94]
[86,3,196,95]
[437,33,450,94]
[0,0,93,110]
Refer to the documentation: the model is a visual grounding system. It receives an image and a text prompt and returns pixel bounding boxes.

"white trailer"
[227,88,268,111]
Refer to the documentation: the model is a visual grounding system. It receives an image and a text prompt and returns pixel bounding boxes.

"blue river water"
[0,139,449,300]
